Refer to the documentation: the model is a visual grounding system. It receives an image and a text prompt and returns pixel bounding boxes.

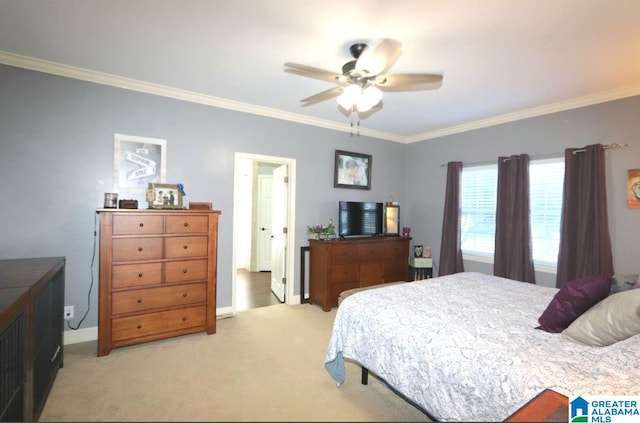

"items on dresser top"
[97,209,220,356]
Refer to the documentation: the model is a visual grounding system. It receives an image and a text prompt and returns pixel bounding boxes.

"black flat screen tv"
[338,201,384,237]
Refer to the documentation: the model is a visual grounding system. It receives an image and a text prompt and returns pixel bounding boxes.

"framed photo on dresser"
[146,183,183,209]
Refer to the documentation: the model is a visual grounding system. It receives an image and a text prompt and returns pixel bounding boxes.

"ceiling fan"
[284,38,443,115]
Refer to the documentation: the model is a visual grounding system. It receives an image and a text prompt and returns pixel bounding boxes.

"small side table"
[504,389,568,422]
[409,256,433,280]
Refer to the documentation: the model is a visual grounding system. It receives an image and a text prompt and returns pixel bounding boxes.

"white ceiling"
[2,0,640,143]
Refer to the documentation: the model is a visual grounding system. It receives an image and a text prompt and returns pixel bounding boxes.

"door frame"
[232,152,297,310]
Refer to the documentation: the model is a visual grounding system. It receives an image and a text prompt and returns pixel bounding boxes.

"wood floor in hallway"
[236,269,282,311]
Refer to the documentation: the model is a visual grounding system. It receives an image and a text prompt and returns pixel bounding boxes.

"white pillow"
[610,273,639,294]
[562,289,640,346]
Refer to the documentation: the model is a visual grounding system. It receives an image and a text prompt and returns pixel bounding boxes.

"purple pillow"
[536,273,613,333]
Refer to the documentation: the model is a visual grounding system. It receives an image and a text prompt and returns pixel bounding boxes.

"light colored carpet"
[40,303,431,422]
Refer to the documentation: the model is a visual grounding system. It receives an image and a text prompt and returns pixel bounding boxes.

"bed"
[324,272,640,422]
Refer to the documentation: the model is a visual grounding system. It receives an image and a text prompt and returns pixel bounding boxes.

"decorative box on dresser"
[97,208,220,357]
[309,237,410,311]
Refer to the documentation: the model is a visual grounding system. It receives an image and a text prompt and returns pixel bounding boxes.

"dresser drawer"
[111,305,207,342]
[166,215,208,234]
[385,240,409,258]
[384,259,407,281]
[113,215,164,235]
[112,263,162,289]
[165,259,208,283]
[359,242,386,261]
[165,236,208,258]
[331,263,359,283]
[111,283,207,315]
[112,238,163,262]
[330,243,359,264]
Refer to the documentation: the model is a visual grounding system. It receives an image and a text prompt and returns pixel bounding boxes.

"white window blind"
[460,158,564,267]
[460,165,497,257]
[529,158,564,266]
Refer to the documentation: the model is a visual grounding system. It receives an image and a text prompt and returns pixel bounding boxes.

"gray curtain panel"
[494,154,535,283]
[439,161,464,276]
[556,144,614,287]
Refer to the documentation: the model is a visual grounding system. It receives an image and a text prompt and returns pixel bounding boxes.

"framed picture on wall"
[334,150,372,190]
[628,168,640,209]
[114,133,166,193]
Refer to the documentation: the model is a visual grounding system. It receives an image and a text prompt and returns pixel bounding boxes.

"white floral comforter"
[324,272,640,422]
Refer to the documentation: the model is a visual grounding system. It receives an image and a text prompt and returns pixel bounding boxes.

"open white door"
[270,165,287,302]
[257,175,273,271]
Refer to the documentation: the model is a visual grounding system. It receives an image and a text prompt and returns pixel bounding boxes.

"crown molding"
[2,50,638,145]
[0,50,403,143]
[406,83,640,143]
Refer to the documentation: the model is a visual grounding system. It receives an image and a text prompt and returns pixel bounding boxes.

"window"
[460,158,564,267]
[461,165,497,257]
[529,158,564,265]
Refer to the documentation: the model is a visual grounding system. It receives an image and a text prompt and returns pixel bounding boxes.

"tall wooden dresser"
[309,237,410,311]
[97,209,220,356]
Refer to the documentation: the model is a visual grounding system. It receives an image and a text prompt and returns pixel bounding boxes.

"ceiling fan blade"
[300,86,343,107]
[355,38,403,76]
[376,73,443,92]
[284,62,341,83]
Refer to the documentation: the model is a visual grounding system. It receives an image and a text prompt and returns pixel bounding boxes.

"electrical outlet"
[64,305,74,320]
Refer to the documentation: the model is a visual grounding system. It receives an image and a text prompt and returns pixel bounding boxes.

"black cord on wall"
[66,212,97,330]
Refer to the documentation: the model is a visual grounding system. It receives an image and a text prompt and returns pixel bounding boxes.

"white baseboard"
[64,326,97,345]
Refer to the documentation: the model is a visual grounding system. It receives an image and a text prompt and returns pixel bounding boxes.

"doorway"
[232,153,297,313]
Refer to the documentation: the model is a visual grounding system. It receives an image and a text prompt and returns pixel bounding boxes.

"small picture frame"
[334,150,372,190]
[413,245,424,258]
[146,183,183,209]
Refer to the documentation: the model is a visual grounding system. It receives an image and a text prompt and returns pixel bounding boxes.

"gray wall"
[404,96,640,287]
[1,64,638,330]
[0,64,407,329]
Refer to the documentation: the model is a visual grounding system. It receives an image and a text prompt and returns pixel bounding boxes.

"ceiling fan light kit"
[284,38,443,118]
[337,85,383,113]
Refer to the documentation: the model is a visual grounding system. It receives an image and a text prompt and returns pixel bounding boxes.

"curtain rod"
[571,142,629,155]
[440,143,630,167]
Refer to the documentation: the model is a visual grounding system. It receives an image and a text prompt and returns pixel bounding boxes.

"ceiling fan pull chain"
[350,105,355,137]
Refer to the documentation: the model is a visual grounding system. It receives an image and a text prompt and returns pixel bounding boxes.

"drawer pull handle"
[183,222,189,227]
[137,298,142,303]
[183,245,188,250]
[138,247,143,252]
[139,222,144,227]
[182,316,187,322]
[182,293,187,298]
[182,269,188,273]
[137,324,142,329]
[138,273,143,278]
